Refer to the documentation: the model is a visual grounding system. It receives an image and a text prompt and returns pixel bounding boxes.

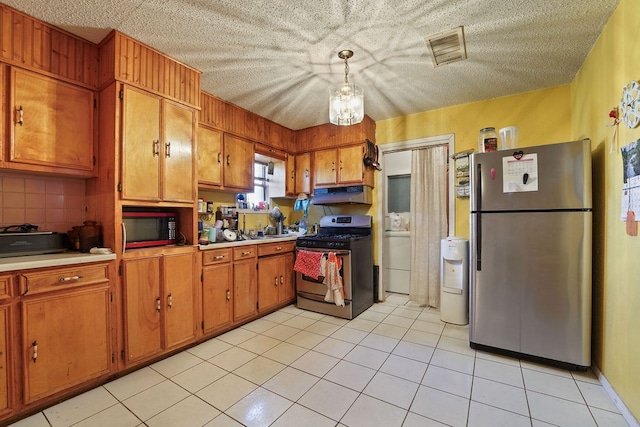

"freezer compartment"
[470,139,592,212]
[470,210,592,368]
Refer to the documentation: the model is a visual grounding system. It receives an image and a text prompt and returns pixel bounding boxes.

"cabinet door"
[22,287,110,404]
[338,145,365,184]
[163,252,196,349]
[285,154,296,196]
[0,306,8,413]
[295,153,311,194]
[258,256,280,313]
[163,100,195,202]
[280,252,296,304]
[223,134,254,191]
[11,67,94,173]
[198,126,223,186]
[202,263,233,334]
[313,149,338,186]
[233,259,257,323]
[122,86,161,201]
[123,257,162,363]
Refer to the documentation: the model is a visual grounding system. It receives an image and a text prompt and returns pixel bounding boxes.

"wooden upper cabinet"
[313,149,338,187]
[122,85,161,200]
[337,145,366,184]
[295,153,311,194]
[163,100,195,202]
[9,67,95,176]
[314,144,368,187]
[223,134,254,192]
[121,85,195,203]
[285,154,296,197]
[197,126,223,187]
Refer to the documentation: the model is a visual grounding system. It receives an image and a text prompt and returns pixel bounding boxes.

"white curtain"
[409,145,448,307]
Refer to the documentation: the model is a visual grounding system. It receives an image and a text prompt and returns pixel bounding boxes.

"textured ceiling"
[7,0,619,130]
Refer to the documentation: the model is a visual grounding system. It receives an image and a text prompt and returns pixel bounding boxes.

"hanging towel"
[322,252,345,306]
[293,250,324,280]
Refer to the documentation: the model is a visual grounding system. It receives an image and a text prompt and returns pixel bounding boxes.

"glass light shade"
[329,81,364,126]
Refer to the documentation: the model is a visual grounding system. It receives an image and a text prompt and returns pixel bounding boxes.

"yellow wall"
[571,0,640,419]
[376,85,572,240]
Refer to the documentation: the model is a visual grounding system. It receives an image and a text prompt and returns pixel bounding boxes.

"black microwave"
[122,211,176,250]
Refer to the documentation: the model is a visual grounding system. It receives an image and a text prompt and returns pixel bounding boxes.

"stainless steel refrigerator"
[469,139,592,369]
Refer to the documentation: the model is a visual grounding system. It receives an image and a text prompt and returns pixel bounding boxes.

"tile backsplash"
[0,173,85,233]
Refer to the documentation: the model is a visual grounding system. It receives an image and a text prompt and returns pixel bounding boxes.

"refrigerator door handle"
[476,163,482,270]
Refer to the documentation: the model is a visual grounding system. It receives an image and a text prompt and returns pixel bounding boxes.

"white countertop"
[0,252,117,272]
[199,234,299,250]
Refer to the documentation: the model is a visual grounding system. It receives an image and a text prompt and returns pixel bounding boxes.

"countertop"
[0,251,117,272]
[198,234,299,250]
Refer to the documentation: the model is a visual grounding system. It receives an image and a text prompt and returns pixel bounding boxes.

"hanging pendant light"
[329,49,364,126]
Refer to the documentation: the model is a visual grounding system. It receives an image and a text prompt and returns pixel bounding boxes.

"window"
[387,174,411,213]
[246,161,268,206]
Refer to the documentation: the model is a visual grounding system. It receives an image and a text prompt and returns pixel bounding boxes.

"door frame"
[376,134,455,299]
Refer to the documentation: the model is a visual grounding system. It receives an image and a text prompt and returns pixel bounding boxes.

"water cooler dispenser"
[440,237,469,325]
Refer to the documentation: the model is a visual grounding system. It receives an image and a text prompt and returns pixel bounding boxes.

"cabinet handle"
[165,141,171,158]
[331,161,335,172]
[218,152,222,163]
[291,170,295,179]
[153,140,160,156]
[241,251,251,256]
[275,246,282,251]
[156,297,161,312]
[167,293,173,308]
[21,274,29,296]
[280,275,284,285]
[214,255,225,260]
[16,105,24,126]
[274,276,278,287]
[227,155,231,165]
[339,160,343,170]
[226,289,230,301]
[305,168,309,178]
[32,341,38,363]
[58,275,83,283]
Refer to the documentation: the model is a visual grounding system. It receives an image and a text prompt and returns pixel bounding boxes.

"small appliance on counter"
[0,223,66,258]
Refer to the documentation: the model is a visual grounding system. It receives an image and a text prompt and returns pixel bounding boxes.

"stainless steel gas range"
[295,214,374,319]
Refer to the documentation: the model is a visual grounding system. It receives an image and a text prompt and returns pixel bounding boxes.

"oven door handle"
[297,290,351,305]
[296,249,351,256]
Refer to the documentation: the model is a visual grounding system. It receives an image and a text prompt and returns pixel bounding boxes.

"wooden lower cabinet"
[202,249,233,335]
[123,249,196,365]
[258,242,296,313]
[0,305,10,416]
[19,264,112,404]
[232,246,257,323]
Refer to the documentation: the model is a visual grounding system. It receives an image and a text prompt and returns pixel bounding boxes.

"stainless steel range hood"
[311,185,372,205]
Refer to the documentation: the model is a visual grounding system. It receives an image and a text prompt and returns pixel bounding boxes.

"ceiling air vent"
[425,26,467,68]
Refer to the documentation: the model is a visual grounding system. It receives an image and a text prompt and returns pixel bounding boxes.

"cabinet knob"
[156,297,161,312]
[32,340,38,363]
[226,289,230,301]
[227,155,231,165]
[280,275,284,285]
[153,140,160,156]
[274,277,278,286]
[218,152,222,163]
[167,293,173,308]
[165,141,171,158]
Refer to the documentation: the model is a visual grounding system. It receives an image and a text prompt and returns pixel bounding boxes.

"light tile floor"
[9,293,631,427]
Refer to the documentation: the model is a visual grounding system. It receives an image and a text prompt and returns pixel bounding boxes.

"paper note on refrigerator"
[503,153,539,193]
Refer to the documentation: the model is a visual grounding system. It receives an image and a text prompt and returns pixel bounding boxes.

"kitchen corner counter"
[198,234,299,250]
[0,251,117,272]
